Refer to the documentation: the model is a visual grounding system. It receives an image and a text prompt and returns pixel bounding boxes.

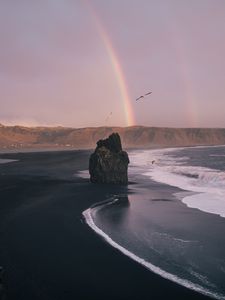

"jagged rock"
[89,133,129,184]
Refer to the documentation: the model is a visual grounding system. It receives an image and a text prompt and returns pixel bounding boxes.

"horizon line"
[1,123,225,130]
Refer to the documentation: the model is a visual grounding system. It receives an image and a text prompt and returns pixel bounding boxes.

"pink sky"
[1,0,225,128]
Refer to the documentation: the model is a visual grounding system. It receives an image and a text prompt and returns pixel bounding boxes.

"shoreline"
[0,143,225,155]
[83,206,221,300]
[82,144,225,299]
[0,150,212,299]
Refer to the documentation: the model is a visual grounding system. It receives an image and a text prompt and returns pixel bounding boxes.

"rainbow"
[169,20,199,127]
[84,1,135,126]
[175,39,198,127]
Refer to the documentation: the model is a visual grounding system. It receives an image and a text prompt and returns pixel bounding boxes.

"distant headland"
[0,123,225,150]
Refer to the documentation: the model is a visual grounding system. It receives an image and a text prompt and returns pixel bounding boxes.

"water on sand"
[83,146,225,300]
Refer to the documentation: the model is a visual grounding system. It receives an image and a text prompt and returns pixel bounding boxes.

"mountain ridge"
[0,124,225,150]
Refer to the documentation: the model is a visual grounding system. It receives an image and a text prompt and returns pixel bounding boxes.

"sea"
[83,145,225,300]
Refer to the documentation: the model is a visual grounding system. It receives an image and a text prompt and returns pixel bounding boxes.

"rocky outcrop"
[89,133,129,184]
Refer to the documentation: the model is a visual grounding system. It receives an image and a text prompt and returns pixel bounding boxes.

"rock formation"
[89,133,129,184]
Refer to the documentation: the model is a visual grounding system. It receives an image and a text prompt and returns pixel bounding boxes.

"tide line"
[82,206,225,300]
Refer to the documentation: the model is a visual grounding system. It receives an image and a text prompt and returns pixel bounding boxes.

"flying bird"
[136,91,152,101]
[136,95,144,101]
[105,111,112,122]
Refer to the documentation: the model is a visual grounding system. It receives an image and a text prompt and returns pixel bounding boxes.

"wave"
[75,170,89,179]
[130,147,225,218]
[0,159,18,164]
[83,204,225,300]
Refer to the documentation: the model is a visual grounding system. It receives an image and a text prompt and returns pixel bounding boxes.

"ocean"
[83,146,225,300]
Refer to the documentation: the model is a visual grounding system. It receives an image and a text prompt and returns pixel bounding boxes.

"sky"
[0,0,225,128]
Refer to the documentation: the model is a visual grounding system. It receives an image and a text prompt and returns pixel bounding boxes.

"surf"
[83,200,225,300]
[82,146,225,299]
[130,146,225,218]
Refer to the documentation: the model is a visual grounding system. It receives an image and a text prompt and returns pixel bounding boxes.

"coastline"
[83,195,224,300]
[82,145,225,299]
[0,149,212,299]
[83,208,216,299]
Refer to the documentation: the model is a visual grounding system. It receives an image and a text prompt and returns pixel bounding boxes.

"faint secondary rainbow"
[168,16,199,127]
[174,34,199,127]
[84,1,135,126]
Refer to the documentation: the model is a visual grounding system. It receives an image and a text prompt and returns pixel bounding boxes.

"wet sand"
[0,150,211,300]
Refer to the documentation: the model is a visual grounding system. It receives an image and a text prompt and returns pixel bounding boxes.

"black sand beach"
[0,150,211,300]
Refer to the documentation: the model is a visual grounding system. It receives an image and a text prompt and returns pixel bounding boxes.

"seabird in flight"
[136,95,144,101]
[136,91,152,101]
[105,111,112,122]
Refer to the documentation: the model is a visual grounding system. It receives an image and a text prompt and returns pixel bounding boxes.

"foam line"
[130,147,225,218]
[0,159,18,164]
[82,207,225,300]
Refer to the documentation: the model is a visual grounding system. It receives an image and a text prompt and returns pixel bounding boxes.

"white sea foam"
[130,147,225,218]
[76,170,89,179]
[0,159,18,164]
[83,207,225,300]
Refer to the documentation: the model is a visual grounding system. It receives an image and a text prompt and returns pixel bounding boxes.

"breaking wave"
[130,147,225,218]
[83,203,225,300]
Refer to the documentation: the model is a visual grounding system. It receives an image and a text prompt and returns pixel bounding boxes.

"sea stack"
[89,133,129,184]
